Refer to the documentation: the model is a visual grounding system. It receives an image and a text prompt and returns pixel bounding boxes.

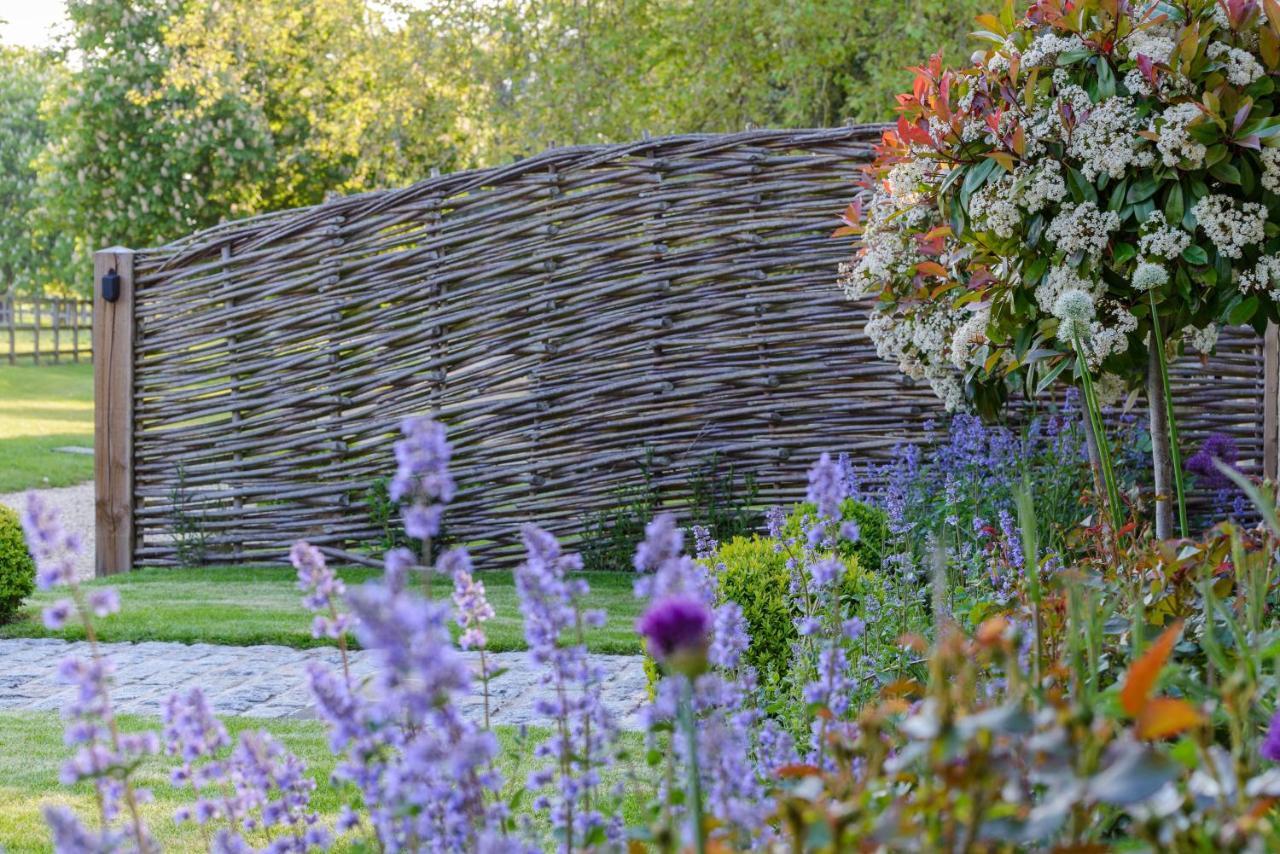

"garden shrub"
[783,497,889,574]
[709,533,876,684]
[0,505,35,622]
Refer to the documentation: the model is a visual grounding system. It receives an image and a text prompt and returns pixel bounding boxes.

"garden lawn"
[0,712,650,852]
[0,565,645,654]
[0,363,94,492]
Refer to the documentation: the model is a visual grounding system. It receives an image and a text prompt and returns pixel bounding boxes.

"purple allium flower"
[1187,432,1240,490]
[807,452,846,523]
[1262,707,1280,762]
[637,595,712,672]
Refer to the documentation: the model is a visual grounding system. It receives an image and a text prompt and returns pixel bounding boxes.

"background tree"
[0,46,76,296]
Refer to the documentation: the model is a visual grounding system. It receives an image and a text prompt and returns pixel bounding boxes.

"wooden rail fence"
[90,127,1280,574]
[2,296,92,364]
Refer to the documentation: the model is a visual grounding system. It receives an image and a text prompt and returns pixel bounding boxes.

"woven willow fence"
[91,127,1277,572]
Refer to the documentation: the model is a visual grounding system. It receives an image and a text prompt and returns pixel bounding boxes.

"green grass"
[0,363,94,492]
[0,712,651,852]
[0,565,645,655]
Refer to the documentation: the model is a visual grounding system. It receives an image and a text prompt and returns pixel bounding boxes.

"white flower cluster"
[1124,22,1177,63]
[948,306,991,369]
[1153,102,1207,168]
[1132,260,1169,291]
[1046,202,1120,260]
[1067,97,1155,181]
[1094,372,1127,407]
[1182,324,1219,354]
[1207,42,1265,87]
[1049,285,1136,369]
[864,306,971,411]
[1013,161,1068,214]
[1037,264,1104,314]
[1238,254,1280,301]
[1262,147,1280,193]
[1138,211,1192,259]
[970,177,1020,238]
[1192,194,1267,259]
[840,192,927,300]
[886,159,931,204]
[1022,32,1086,68]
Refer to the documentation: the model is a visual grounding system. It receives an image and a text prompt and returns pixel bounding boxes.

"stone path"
[0,638,649,730]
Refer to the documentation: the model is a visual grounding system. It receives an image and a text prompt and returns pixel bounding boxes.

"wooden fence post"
[94,248,135,576]
[1265,323,1278,483]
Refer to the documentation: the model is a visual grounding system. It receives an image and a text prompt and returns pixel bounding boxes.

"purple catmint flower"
[20,491,80,589]
[634,514,715,603]
[807,452,846,523]
[163,688,229,773]
[804,645,855,721]
[43,598,73,630]
[691,524,718,560]
[391,416,455,542]
[516,524,620,849]
[86,588,120,618]
[293,540,352,645]
[710,602,750,671]
[383,546,413,593]
[43,805,118,854]
[638,595,712,673]
[1186,432,1241,489]
[450,550,494,651]
[1262,708,1280,762]
[765,505,787,540]
[808,556,845,590]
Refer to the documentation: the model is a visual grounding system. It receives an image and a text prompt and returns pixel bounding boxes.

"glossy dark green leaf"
[1181,245,1209,265]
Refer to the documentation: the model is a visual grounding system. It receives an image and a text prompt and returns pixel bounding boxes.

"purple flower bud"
[1263,708,1280,762]
[637,595,712,674]
[42,598,74,630]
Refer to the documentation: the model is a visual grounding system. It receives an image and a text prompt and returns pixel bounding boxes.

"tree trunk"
[1148,344,1175,540]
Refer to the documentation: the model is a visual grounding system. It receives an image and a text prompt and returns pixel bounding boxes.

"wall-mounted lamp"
[101,268,121,303]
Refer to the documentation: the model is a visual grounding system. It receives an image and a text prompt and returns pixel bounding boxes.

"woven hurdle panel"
[126,127,1270,566]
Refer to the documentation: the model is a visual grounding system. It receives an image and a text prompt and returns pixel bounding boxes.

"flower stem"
[678,676,706,854]
[1146,293,1188,538]
[1072,336,1123,531]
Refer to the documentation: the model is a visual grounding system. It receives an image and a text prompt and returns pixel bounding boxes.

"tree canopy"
[2,0,985,294]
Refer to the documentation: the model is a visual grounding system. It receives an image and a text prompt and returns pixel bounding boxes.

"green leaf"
[1127,176,1161,204]
[1113,241,1137,265]
[1108,179,1129,212]
[1165,182,1185,226]
[1228,294,1259,324]
[1091,746,1181,806]
[1210,161,1242,184]
[1097,58,1117,99]
[1181,245,1209,265]
[1034,357,1071,396]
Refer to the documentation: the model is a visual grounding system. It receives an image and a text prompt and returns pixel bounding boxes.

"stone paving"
[0,638,648,729]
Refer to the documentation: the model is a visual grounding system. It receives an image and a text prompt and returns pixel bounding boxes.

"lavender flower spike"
[807,452,847,523]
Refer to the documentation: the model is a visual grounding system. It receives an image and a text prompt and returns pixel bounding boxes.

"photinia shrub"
[840,0,1280,418]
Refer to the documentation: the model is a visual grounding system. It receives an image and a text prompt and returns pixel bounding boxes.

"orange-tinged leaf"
[984,150,1016,172]
[975,13,1007,35]
[831,225,861,238]
[1136,697,1204,740]
[1266,0,1280,34]
[1121,620,1183,716]
[916,261,948,277]
[924,225,954,240]
[775,763,822,779]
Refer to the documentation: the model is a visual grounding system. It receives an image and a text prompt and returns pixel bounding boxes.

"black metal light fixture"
[101,268,121,303]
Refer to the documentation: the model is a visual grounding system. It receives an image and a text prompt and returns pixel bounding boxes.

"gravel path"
[1,481,96,581]
[0,638,649,729]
